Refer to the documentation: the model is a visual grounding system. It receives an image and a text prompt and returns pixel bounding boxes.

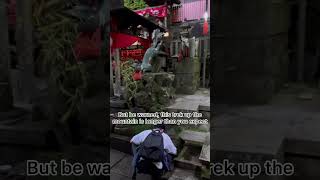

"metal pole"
[297,0,306,82]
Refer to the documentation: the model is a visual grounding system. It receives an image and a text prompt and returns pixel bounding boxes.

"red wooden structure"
[171,0,210,23]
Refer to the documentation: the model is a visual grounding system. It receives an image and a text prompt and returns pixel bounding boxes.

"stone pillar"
[15,0,34,106]
[0,0,13,111]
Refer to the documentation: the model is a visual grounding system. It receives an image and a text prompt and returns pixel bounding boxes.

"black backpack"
[138,130,164,162]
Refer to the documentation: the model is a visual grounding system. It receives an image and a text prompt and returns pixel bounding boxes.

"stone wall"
[213,0,290,104]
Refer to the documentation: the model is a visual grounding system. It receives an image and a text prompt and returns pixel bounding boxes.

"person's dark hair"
[154,123,165,131]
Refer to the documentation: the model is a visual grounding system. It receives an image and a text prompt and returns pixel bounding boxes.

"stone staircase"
[165,89,210,180]
[171,130,210,180]
[110,88,211,179]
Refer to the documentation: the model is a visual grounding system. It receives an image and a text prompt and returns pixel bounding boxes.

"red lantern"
[133,71,142,81]
[203,21,209,35]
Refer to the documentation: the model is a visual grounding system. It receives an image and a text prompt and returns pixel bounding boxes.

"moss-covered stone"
[134,72,175,112]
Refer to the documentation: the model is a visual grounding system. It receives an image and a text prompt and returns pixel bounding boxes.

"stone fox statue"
[140,29,164,73]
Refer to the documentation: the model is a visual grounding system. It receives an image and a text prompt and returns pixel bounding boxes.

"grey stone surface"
[174,57,201,94]
[168,168,199,180]
[0,165,12,174]
[199,144,210,162]
[180,130,209,146]
[214,85,320,162]
[110,149,151,180]
[297,92,314,100]
[214,127,284,155]
[110,149,126,167]
[166,88,210,112]
[286,156,320,177]
[198,124,210,132]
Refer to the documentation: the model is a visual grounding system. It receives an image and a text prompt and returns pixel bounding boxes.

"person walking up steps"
[130,123,177,180]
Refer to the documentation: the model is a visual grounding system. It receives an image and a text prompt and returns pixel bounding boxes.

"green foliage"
[124,0,148,10]
[120,60,139,106]
[32,0,88,123]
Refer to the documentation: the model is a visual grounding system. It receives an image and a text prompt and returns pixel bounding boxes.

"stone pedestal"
[174,58,201,94]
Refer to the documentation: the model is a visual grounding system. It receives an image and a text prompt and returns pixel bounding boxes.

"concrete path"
[110,148,201,180]
[166,89,210,112]
[110,149,151,180]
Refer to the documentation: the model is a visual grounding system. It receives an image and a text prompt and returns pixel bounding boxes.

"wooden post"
[164,2,168,28]
[202,39,207,87]
[297,0,306,82]
[110,51,114,96]
[0,0,13,111]
[114,49,121,97]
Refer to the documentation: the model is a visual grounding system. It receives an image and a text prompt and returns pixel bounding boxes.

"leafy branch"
[32,0,88,123]
[124,0,148,10]
[120,60,139,106]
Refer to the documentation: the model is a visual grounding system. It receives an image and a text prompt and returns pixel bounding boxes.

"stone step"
[285,116,320,157]
[13,102,33,112]
[198,104,210,112]
[0,108,28,125]
[110,133,132,155]
[0,124,51,147]
[0,108,27,122]
[200,166,210,180]
[110,98,127,109]
[199,144,210,163]
[179,130,209,147]
[174,146,202,172]
[168,168,199,180]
